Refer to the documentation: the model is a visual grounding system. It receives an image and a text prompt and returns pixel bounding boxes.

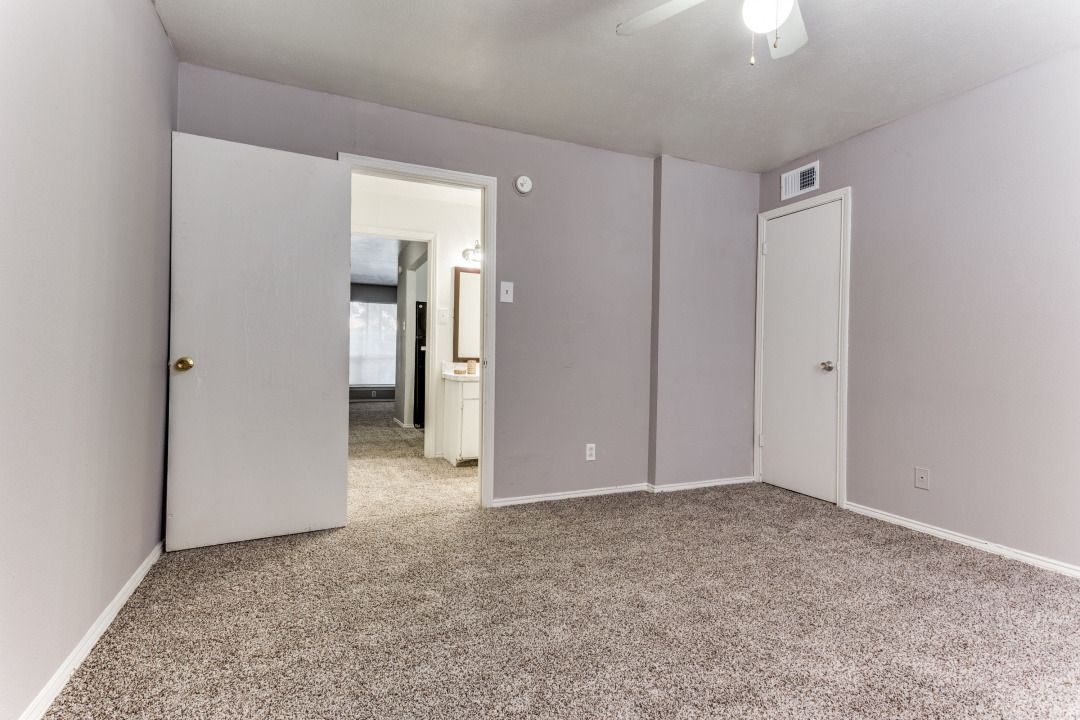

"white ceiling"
[350,235,400,286]
[155,0,1080,172]
[352,173,483,210]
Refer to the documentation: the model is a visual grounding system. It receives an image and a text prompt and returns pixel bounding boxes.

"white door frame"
[341,153,497,509]
[753,186,852,508]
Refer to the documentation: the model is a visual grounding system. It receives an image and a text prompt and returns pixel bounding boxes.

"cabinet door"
[442,380,460,462]
[460,396,480,459]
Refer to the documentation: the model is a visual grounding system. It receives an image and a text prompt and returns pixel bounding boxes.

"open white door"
[166,133,350,551]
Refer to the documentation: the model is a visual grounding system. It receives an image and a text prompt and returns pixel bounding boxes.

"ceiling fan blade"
[768,0,807,58]
[616,0,709,36]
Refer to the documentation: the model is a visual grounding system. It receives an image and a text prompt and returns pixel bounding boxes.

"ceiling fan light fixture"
[741,0,795,34]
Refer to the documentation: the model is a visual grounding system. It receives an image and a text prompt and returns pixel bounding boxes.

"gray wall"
[351,283,397,304]
[650,156,759,486]
[176,64,655,499]
[416,261,429,303]
[760,47,1080,567]
[0,1,177,717]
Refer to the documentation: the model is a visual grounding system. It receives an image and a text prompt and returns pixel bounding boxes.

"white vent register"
[781,160,820,201]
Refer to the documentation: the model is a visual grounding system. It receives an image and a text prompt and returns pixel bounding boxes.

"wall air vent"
[780,160,820,201]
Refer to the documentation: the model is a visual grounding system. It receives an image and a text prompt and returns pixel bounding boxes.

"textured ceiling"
[156,0,1080,171]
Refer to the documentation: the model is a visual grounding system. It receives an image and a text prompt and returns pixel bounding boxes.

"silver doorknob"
[819,361,835,372]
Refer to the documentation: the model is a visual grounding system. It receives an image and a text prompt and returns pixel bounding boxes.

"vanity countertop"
[442,371,480,382]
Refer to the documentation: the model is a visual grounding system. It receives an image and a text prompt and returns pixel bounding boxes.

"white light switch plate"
[500,281,514,303]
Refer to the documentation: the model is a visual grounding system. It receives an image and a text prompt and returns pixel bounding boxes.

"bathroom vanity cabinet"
[442,373,480,465]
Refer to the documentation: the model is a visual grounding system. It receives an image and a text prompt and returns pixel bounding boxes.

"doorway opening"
[348,233,419,404]
[344,156,497,508]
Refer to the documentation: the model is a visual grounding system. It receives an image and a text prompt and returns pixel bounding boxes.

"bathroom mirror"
[453,267,482,362]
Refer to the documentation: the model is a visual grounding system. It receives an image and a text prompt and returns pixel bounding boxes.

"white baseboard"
[490,476,756,507]
[647,476,755,493]
[845,503,1080,580]
[19,542,162,720]
[490,483,650,507]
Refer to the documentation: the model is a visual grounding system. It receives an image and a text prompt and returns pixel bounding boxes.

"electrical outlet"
[914,466,930,491]
[585,443,596,462]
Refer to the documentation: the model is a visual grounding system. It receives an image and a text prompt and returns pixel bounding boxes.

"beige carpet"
[46,402,1080,718]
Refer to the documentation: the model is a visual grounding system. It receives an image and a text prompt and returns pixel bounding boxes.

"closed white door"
[166,133,350,551]
[758,196,847,503]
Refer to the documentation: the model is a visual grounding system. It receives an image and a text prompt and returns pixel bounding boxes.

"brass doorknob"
[819,361,835,372]
[174,357,195,372]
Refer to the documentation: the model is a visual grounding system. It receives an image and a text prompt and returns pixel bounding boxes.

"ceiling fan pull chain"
[773,0,781,48]
[749,32,756,66]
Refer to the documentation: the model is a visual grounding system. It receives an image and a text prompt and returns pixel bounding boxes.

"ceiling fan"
[616,0,808,65]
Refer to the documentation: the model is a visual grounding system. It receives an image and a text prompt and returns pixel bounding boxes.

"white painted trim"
[491,483,650,507]
[19,542,162,720]
[845,503,1080,580]
[341,153,497,509]
[491,476,756,507]
[754,187,852,507]
[647,476,755,493]
[392,417,413,429]
[352,225,436,244]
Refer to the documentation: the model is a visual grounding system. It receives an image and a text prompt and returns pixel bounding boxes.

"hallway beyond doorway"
[348,401,478,517]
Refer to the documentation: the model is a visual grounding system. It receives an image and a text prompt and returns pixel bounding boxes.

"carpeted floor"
[46,402,1080,718]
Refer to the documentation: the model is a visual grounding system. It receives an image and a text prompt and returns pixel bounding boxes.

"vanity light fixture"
[462,240,483,263]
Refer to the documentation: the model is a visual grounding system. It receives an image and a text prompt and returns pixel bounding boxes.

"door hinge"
[758,434,765,447]
[761,242,768,256]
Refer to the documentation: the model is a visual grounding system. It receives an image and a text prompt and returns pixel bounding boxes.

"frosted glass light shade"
[742,0,795,34]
